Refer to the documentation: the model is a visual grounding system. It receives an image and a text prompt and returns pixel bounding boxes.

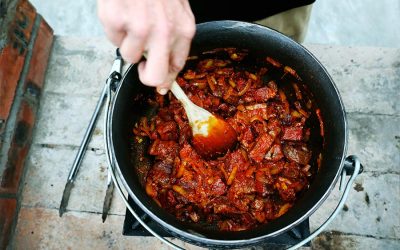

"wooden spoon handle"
[170,81,191,107]
[170,81,212,126]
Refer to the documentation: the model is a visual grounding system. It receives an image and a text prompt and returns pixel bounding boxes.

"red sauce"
[133,48,323,231]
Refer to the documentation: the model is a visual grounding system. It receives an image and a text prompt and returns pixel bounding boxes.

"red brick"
[0,0,36,122]
[15,0,37,40]
[0,17,54,195]
[0,1,53,248]
[0,46,25,122]
[24,18,54,92]
[0,100,34,195]
[0,198,17,250]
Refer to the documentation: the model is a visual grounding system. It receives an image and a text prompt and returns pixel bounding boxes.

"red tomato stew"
[133,48,324,231]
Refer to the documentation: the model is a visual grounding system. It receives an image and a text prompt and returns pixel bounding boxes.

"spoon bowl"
[170,81,237,158]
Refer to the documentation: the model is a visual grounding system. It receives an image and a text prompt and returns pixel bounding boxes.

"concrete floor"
[31,0,400,48]
[306,0,400,47]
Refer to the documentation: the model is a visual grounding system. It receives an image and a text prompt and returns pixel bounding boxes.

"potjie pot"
[104,21,363,249]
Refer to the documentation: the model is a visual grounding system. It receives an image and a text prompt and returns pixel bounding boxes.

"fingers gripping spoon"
[142,53,237,158]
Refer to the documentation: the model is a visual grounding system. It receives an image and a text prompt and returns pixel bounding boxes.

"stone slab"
[42,36,115,96]
[309,172,400,239]
[312,231,400,250]
[305,45,400,70]
[14,207,203,250]
[328,67,399,115]
[21,144,125,216]
[347,113,400,173]
[305,45,400,115]
[304,0,400,48]
[31,92,105,149]
[29,0,105,37]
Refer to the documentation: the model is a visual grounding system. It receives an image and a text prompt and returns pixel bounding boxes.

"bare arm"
[97,0,196,94]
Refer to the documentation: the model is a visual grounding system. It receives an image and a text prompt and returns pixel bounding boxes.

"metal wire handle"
[103,75,362,250]
[287,155,361,250]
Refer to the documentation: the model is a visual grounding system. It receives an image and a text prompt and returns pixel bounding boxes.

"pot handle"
[287,155,363,250]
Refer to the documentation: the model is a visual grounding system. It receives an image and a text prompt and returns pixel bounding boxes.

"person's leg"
[254,4,313,43]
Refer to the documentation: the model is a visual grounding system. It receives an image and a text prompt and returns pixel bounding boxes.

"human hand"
[97,0,196,94]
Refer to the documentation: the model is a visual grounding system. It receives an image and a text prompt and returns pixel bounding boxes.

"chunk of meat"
[156,121,178,141]
[246,107,268,121]
[148,140,178,163]
[275,177,297,201]
[264,144,284,161]
[282,127,303,141]
[211,197,240,214]
[225,149,250,173]
[241,126,254,149]
[145,161,173,197]
[227,174,256,211]
[255,169,274,197]
[179,143,203,169]
[283,144,312,165]
[251,198,266,222]
[205,176,227,197]
[228,174,256,198]
[254,81,278,102]
[249,133,274,163]
[173,114,191,145]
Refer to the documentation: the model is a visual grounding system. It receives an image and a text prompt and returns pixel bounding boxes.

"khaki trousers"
[254,4,313,43]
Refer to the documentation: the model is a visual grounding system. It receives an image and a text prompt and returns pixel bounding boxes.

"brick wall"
[0,0,53,248]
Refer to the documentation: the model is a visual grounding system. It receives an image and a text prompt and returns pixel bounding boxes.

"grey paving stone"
[309,172,400,239]
[312,232,400,250]
[30,0,105,37]
[329,67,399,115]
[305,0,400,48]
[347,113,400,173]
[43,37,115,96]
[14,207,203,250]
[32,92,105,149]
[21,145,126,216]
[305,45,400,115]
[305,45,400,70]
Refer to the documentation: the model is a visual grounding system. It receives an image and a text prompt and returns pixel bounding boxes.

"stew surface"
[133,48,323,231]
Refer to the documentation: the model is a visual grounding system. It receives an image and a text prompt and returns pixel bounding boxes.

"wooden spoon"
[170,81,237,159]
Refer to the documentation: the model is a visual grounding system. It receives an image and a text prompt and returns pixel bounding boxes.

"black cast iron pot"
[107,21,355,248]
